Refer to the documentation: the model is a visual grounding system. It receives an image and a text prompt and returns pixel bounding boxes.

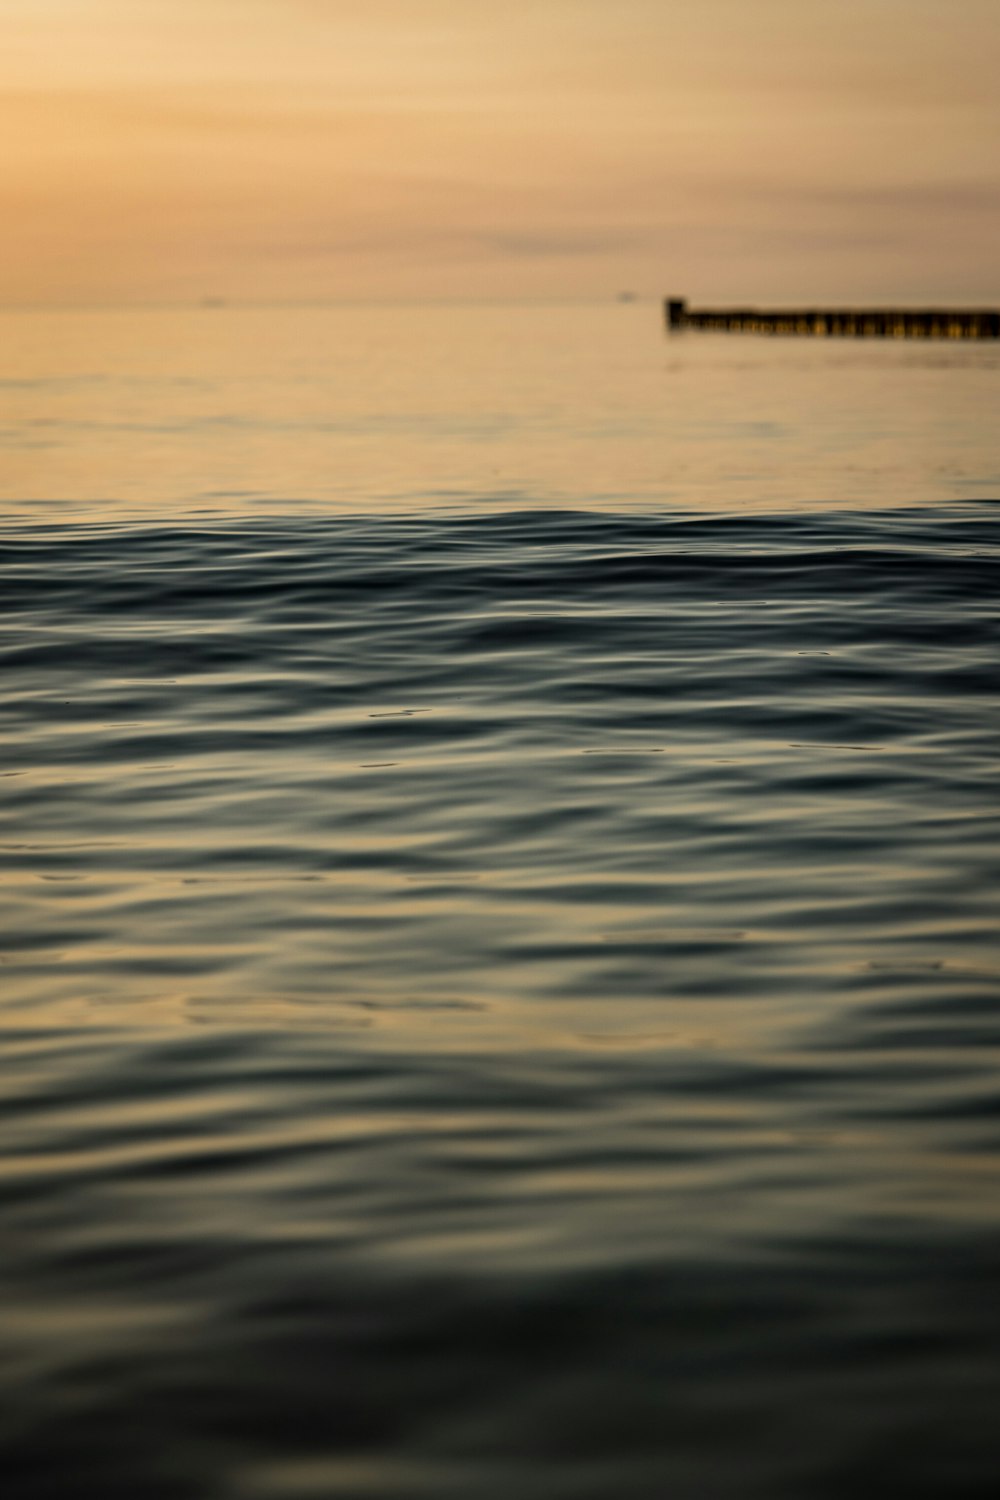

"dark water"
[1,309,999,1497]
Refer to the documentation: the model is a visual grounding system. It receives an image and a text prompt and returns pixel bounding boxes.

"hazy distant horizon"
[4,293,999,313]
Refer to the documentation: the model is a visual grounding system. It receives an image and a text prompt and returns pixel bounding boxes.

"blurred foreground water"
[1,305,998,1497]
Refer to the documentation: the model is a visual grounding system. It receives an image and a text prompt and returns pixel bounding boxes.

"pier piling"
[665,297,1000,338]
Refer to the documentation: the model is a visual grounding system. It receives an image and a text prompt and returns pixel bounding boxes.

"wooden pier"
[665,298,1000,339]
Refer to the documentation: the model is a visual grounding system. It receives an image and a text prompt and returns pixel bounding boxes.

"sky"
[2,0,998,304]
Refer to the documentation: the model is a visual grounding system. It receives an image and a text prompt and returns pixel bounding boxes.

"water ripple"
[1,504,999,1496]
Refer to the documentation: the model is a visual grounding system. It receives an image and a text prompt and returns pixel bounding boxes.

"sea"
[1,301,998,1498]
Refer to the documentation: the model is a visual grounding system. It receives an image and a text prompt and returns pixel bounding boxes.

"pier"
[665,298,1000,339]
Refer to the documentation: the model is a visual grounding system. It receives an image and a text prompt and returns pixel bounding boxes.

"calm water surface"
[1,304,998,1497]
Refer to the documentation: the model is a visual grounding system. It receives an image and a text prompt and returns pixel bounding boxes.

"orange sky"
[2,0,998,304]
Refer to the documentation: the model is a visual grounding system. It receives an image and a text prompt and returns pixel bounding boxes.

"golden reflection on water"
[2,302,999,519]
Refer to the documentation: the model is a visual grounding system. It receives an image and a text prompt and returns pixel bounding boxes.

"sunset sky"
[3,0,998,304]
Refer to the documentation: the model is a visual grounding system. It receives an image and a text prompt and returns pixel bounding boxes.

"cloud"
[480,230,654,259]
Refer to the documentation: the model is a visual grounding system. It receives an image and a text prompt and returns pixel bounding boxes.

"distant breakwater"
[665,297,1000,338]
